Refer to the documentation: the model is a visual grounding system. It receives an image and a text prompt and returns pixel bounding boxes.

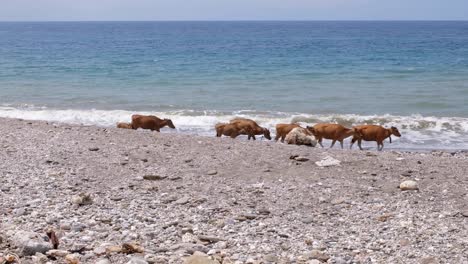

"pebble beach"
[0,117,467,264]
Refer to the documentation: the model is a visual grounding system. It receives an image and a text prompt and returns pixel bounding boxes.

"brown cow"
[215,123,246,138]
[229,118,271,140]
[307,123,361,149]
[131,114,176,132]
[116,122,133,129]
[275,123,301,142]
[350,125,401,151]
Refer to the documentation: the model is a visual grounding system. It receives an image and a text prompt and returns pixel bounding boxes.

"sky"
[1,0,468,21]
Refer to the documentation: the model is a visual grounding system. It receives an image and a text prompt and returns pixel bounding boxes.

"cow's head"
[165,119,176,129]
[390,126,401,137]
[263,128,272,140]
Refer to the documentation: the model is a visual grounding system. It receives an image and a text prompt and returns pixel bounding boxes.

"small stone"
[198,235,225,243]
[175,197,190,205]
[46,249,70,258]
[315,156,341,167]
[399,238,411,247]
[106,245,123,254]
[420,257,439,264]
[307,260,321,264]
[94,246,107,255]
[264,254,279,262]
[184,255,219,264]
[96,259,112,264]
[294,156,309,162]
[127,257,149,264]
[71,193,93,206]
[243,213,257,220]
[301,217,314,224]
[258,208,270,215]
[88,147,99,151]
[307,250,330,262]
[400,180,418,191]
[207,170,218,175]
[143,175,166,181]
[122,242,144,254]
[65,254,80,264]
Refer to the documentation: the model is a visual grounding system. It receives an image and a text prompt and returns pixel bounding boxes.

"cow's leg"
[281,135,286,143]
[378,141,384,151]
[389,136,392,143]
[339,140,344,149]
[330,139,336,148]
[275,134,280,141]
[376,141,382,151]
[350,137,356,149]
[251,135,256,140]
[358,139,363,150]
[318,138,324,148]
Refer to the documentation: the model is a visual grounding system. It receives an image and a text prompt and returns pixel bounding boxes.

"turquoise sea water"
[1,21,468,149]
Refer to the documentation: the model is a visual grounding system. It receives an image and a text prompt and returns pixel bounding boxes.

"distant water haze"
[1,21,468,150]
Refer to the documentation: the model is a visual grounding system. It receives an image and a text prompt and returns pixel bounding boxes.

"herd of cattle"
[117,114,402,151]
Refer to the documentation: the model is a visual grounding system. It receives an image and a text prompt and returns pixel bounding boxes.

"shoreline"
[2,116,468,153]
[1,117,467,263]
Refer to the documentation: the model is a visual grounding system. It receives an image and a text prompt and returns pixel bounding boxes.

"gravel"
[1,117,468,263]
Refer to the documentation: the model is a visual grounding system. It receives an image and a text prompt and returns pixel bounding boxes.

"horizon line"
[1,19,468,23]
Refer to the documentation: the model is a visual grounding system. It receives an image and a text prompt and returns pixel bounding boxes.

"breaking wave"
[1,105,468,150]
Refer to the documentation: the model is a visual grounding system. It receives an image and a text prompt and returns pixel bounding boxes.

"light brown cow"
[116,122,133,129]
[229,118,271,140]
[215,123,246,138]
[307,123,362,149]
[131,114,176,132]
[350,125,401,151]
[275,123,301,142]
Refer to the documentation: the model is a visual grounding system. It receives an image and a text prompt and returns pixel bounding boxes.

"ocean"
[1,21,468,150]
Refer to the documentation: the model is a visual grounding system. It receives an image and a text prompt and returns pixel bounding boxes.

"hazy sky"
[1,0,468,21]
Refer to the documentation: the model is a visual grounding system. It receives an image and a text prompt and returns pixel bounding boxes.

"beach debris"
[46,229,59,249]
[143,174,166,181]
[2,254,19,264]
[315,156,341,167]
[71,193,93,206]
[400,180,419,191]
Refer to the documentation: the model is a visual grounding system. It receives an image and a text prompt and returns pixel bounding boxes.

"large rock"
[12,231,52,256]
[285,127,317,146]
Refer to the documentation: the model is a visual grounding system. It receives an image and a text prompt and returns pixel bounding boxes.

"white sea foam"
[1,106,468,150]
